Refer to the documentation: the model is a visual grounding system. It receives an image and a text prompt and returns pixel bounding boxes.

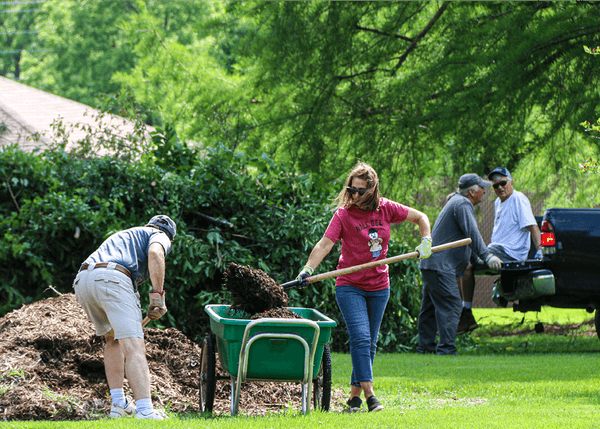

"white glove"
[415,237,432,259]
[148,290,167,320]
[485,254,502,271]
[534,249,542,259]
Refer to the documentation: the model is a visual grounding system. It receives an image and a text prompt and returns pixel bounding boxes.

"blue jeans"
[335,285,390,387]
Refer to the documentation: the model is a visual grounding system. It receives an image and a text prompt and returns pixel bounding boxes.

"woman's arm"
[405,207,432,239]
[305,236,336,270]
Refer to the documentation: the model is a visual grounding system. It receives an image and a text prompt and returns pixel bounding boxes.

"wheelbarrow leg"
[301,383,308,414]
[231,376,241,415]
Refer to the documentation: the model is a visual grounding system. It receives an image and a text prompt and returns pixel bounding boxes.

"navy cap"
[488,167,512,180]
[458,173,491,189]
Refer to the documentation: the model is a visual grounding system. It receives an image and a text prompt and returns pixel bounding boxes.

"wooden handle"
[307,238,472,284]
[142,316,151,327]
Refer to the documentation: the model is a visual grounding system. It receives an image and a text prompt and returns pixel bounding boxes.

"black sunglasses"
[347,187,368,196]
[492,180,508,189]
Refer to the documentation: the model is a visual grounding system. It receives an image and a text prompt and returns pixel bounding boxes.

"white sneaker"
[135,409,167,420]
[109,400,136,418]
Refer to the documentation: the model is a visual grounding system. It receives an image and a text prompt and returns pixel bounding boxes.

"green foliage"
[8,1,600,217]
[0,124,423,350]
[0,1,40,78]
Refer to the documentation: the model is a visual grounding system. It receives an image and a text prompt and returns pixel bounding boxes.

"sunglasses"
[347,187,368,196]
[492,180,508,189]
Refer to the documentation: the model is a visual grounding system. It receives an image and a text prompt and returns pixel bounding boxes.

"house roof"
[0,76,153,153]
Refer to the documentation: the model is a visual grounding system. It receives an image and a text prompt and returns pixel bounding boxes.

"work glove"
[148,290,167,320]
[415,237,432,259]
[534,249,543,259]
[485,254,502,271]
[295,266,314,282]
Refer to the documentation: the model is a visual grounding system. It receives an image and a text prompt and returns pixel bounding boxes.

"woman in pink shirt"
[296,162,432,412]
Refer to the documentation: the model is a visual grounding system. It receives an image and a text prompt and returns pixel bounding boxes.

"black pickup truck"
[489,208,600,336]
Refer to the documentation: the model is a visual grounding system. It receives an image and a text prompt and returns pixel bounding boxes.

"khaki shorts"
[73,265,143,340]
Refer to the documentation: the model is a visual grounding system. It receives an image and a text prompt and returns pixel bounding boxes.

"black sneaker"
[366,395,383,412]
[346,396,362,412]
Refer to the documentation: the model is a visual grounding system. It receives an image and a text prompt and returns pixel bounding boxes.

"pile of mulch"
[250,307,303,320]
[223,263,290,316]
[0,293,345,421]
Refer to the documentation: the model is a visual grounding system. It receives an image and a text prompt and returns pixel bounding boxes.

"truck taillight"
[540,220,556,254]
[541,232,555,247]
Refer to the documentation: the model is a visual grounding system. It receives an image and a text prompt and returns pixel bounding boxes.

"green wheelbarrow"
[201,304,337,415]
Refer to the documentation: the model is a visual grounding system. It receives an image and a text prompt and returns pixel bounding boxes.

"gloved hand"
[485,254,502,271]
[295,266,314,282]
[148,290,167,320]
[415,237,432,259]
[534,249,543,259]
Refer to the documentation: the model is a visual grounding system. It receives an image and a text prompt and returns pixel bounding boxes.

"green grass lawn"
[2,308,600,428]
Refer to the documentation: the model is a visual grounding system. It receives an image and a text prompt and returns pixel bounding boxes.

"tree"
[15,1,212,108]
[0,0,43,78]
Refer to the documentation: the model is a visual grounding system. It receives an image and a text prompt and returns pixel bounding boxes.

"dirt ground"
[0,293,346,421]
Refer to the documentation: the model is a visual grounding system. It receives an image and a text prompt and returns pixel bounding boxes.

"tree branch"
[5,176,21,214]
[355,25,413,42]
[335,68,389,80]
[391,2,448,75]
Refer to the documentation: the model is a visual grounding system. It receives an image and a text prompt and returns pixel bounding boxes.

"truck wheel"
[595,310,600,340]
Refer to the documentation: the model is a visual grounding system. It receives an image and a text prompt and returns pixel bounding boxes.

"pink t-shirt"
[324,198,409,291]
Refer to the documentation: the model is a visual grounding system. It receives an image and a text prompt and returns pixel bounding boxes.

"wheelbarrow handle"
[282,238,472,288]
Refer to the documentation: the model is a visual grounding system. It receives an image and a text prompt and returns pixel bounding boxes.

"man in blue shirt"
[73,215,176,420]
[458,167,542,335]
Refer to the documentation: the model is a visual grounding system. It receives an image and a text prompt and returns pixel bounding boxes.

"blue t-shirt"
[490,190,536,261]
[82,226,172,286]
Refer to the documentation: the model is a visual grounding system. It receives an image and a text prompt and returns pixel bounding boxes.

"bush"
[0,134,422,351]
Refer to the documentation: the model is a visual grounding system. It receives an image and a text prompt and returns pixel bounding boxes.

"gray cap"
[458,173,492,190]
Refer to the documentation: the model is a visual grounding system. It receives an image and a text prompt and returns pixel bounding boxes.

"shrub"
[0,133,422,351]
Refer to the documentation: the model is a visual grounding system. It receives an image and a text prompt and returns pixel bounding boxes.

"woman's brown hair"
[334,162,381,211]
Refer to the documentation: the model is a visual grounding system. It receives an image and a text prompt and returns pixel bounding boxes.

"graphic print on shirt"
[367,228,383,258]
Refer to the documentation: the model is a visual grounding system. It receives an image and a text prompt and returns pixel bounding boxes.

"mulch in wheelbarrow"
[0,293,344,420]
[223,263,302,320]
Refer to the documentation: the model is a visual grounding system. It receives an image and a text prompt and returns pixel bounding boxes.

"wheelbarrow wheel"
[199,334,216,412]
[313,344,332,411]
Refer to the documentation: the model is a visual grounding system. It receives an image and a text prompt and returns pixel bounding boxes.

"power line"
[0,49,50,54]
[0,9,42,13]
[0,31,39,35]
[0,1,45,5]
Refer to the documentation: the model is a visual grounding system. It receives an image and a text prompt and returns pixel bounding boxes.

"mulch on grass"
[476,319,597,338]
[0,292,344,421]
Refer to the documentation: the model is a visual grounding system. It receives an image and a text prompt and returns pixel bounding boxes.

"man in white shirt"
[457,167,542,335]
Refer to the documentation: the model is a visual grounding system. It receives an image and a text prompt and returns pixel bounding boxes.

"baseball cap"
[458,173,492,190]
[488,167,512,180]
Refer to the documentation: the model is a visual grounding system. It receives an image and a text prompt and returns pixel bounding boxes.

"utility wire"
[0,49,50,53]
[0,1,45,5]
[0,9,42,13]
[0,31,39,34]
